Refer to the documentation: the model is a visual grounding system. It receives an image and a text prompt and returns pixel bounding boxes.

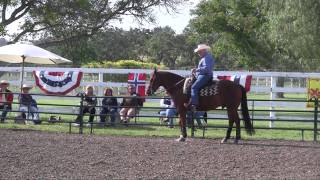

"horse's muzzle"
[146,88,153,96]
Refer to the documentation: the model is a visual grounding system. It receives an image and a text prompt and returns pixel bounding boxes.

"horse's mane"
[157,71,184,83]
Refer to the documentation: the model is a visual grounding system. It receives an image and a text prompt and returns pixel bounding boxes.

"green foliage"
[189,0,320,72]
[190,0,270,70]
[262,0,320,71]
[82,60,167,69]
[146,26,183,69]
[1,0,183,43]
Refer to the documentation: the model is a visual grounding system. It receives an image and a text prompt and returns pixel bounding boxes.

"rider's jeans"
[191,75,212,105]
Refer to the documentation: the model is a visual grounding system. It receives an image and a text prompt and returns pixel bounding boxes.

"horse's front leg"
[176,111,187,142]
[221,108,236,144]
[221,120,233,144]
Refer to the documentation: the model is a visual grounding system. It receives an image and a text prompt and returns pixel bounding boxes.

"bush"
[82,60,167,69]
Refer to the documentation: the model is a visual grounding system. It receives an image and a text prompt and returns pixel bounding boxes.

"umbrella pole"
[20,56,25,91]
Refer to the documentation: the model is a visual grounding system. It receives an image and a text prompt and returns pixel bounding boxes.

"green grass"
[0,114,318,141]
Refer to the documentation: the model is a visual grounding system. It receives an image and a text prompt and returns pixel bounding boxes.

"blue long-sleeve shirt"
[196,52,214,76]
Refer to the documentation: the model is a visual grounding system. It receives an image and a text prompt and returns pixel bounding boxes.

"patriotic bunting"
[216,75,252,92]
[33,70,83,95]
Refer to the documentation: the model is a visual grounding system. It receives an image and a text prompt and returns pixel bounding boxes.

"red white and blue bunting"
[33,71,83,95]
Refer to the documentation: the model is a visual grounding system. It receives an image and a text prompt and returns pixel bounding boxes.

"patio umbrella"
[0,42,72,89]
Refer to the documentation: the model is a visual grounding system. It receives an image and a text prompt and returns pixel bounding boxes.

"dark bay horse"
[146,69,254,143]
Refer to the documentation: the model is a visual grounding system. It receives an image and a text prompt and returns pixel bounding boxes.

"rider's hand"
[191,68,196,74]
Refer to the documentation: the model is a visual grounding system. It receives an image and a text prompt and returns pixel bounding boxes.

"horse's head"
[147,68,161,96]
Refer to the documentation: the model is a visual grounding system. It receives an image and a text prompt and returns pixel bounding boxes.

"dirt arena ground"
[0,129,319,180]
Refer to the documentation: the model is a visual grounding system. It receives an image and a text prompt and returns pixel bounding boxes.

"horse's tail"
[240,85,255,135]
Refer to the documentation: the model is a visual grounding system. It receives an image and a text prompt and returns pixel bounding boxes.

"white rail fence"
[0,67,319,127]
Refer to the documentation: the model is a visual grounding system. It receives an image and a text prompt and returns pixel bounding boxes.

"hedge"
[82,60,167,69]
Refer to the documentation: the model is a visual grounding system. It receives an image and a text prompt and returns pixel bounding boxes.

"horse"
[146,69,254,143]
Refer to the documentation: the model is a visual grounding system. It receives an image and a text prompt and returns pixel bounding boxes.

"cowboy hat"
[0,80,9,85]
[22,84,33,89]
[194,44,211,53]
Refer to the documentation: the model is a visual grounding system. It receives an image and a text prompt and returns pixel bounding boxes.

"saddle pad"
[199,81,219,96]
[183,77,219,96]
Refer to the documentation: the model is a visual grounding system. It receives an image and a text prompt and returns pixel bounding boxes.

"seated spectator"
[0,80,13,123]
[100,87,118,126]
[159,93,176,128]
[74,85,97,125]
[18,84,40,124]
[119,85,143,123]
[187,111,207,128]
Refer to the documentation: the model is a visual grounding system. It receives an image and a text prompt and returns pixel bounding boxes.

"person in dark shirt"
[100,88,118,126]
[0,80,13,123]
[119,85,143,123]
[74,85,97,125]
[18,84,39,124]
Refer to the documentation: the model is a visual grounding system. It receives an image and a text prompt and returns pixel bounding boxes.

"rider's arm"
[196,54,214,74]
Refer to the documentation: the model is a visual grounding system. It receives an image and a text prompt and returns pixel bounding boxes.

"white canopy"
[0,42,72,64]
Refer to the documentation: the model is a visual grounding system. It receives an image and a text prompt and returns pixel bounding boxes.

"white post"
[97,72,104,108]
[269,76,276,128]
[98,72,104,96]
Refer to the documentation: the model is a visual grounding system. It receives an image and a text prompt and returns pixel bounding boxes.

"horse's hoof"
[175,135,186,142]
[220,138,228,144]
[234,139,239,144]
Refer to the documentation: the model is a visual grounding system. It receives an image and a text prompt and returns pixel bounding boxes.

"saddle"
[183,76,219,96]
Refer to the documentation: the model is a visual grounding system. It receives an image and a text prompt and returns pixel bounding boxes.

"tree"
[189,0,271,70]
[261,0,320,72]
[0,0,183,44]
[146,26,183,69]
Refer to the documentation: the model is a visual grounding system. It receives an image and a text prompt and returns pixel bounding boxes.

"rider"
[184,44,215,111]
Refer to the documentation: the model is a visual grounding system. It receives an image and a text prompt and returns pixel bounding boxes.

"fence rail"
[1,67,320,130]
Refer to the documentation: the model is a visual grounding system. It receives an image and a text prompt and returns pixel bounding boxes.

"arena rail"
[0,93,319,141]
[1,67,319,126]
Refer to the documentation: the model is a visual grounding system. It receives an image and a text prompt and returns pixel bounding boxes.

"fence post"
[191,112,195,138]
[79,94,84,134]
[98,72,104,96]
[269,76,276,128]
[251,100,255,127]
[314,97,318,141]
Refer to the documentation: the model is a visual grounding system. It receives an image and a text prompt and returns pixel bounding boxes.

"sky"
[111,0,200,34]
[4,0,200,40]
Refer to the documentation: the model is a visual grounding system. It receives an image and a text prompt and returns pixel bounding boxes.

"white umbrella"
[0,42,72,89]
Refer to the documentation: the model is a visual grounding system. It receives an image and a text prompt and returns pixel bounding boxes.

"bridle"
[149,76,186,95]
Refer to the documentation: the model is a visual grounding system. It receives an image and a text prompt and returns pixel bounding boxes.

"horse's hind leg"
[221,108,240,144]
[234,111,241,144]
[234,116,241,143]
